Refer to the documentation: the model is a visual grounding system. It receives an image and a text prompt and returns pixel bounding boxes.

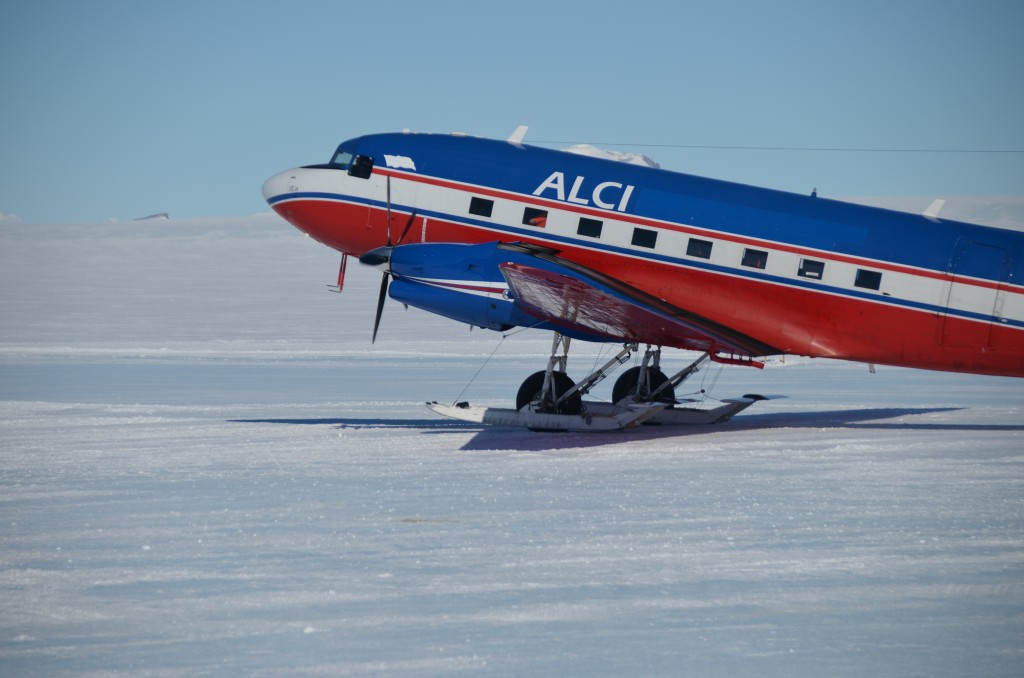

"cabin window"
[855,269,882,290]
[686,238,713,259]
[469,197,494,218]
[523,207,548,227]
[632,228,657,249]
[577,217,603,238]
[798,258,825,279]
[741,248,768,269]
[348,155,373,179]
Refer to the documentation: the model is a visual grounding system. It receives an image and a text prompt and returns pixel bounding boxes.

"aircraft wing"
[499,253,775,363]
[377,240,774,365]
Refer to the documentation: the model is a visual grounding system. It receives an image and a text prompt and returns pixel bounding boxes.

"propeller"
[362,175,417,343]
[372,262,389,343]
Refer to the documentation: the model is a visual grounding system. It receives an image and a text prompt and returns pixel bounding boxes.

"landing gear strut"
[517,333,634,415]
[612,346,674,404]
[612,347,712,405]
[516,370,581,415]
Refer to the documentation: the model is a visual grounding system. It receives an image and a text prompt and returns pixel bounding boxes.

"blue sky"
[2,0,1022,224]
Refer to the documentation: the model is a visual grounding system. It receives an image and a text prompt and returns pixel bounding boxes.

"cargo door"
[941,241,1010,349]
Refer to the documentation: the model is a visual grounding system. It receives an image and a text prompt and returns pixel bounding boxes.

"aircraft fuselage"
[263,132,1024,377]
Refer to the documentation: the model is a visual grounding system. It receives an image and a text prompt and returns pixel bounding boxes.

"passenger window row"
[467,196,882,291]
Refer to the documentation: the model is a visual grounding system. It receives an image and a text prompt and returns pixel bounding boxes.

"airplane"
[262,127,1024,431]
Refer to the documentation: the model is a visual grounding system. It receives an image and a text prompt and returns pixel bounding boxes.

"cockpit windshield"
[326,146,373,179]
[330,148,354,168]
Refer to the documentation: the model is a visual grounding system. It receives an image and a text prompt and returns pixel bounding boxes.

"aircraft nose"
[261,170,295,204]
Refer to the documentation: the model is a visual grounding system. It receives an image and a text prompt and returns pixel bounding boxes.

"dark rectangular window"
[577,217,603,238]
[686,238,713,259]
[347,155,373,179]
[523,207,547,227]
[469,197,493,218]
[631,228,657,248]
[798,258,825,279]
[741,248,768,269]
[855,269,882,290]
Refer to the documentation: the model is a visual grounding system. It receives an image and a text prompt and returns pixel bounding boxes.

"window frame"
[468,196,494,218]
[741,248,769,269]
[330,149,354,169]
[797,258,825,280]
[854,269,883,290]
[686,237,713,259]
[631,227,658,249]
[522,206,548,227]
[577,217,603,238]
[348,154,374,179]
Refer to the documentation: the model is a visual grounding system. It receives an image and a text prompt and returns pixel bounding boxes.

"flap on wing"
[499,259,773,359]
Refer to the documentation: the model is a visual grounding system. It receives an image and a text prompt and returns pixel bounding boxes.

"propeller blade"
[385,175,393,246]
[370,175,400,342]
[396,210,418,246]
[372,271,389,343]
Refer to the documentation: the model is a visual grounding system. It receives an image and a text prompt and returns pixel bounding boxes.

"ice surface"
[1,214,1022,676]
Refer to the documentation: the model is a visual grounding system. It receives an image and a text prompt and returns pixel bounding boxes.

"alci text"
[532,172,635,212]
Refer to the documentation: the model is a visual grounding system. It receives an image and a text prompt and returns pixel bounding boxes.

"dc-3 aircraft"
[262,127,1024,431]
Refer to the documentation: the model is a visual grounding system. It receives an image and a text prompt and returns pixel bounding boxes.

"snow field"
[1,215,1022,676]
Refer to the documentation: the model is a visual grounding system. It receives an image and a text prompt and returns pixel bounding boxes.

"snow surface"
[1,214,1023,676]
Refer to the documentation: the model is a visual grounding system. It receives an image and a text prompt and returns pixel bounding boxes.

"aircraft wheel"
[515,371,582,415]
[612,366,675,404]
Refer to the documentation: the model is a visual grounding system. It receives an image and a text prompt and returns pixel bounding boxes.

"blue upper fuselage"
[335,132,1022,283]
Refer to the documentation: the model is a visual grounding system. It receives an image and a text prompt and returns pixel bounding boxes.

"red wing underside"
[499,261,770,364]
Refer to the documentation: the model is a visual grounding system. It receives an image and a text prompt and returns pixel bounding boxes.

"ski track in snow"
[1,215,1023,676]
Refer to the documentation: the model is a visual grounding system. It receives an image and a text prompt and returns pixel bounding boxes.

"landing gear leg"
[516,333,582,415]
[516,335,638,415]
[613,345,672,404]
[613,349,712,405]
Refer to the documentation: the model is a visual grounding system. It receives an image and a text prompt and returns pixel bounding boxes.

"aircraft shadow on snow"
[229,405,1022,452]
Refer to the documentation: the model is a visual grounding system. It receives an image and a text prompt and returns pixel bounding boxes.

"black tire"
[612,366,675,404]
[515,370,582,415]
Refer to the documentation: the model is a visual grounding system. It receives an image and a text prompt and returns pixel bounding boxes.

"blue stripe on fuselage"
[273,188,1024,330]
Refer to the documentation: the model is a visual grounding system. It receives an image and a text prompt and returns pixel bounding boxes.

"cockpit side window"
[348,154,374,179]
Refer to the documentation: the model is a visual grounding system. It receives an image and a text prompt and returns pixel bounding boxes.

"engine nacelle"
[388,279,515,330]
[386,242,535,330]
